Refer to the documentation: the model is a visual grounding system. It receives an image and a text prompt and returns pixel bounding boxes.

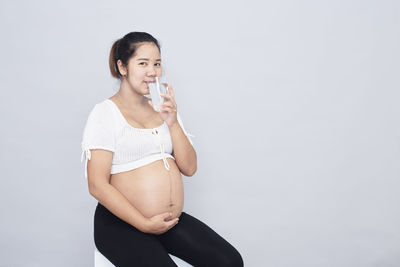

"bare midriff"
[109,157,184,221]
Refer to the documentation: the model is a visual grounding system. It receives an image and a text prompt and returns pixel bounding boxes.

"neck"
[117,81,149,109]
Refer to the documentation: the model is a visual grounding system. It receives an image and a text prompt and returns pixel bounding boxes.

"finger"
[167,218,179,227]
[160,94,175,105]
[161,100,177,109]
[163,212,173,220]
[161,107,176,114]
[147,99,153,107]
[160,92,177,105]
[172,219,179,228]
[160,93,173,101]
[167,85,175,97]
[161,102,174,109]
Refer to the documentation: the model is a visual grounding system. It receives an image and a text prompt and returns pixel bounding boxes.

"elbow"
[177,152,197,177]
[88,181,109,198]
[186,152,197,177]
[185,164,197,177]
[89,185,99,197]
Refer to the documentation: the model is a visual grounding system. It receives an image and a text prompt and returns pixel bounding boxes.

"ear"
[117,59,127,76]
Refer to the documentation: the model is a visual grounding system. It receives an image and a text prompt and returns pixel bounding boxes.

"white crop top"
[80,99,194,178]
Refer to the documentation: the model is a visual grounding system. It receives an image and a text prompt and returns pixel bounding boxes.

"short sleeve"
[176,112,195,146]
[80,103,116,178]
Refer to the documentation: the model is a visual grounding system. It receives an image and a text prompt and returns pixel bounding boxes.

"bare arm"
[169,122,197,176]
[90,183,149,232]
[156,87,197,176]
[87,149,148,232]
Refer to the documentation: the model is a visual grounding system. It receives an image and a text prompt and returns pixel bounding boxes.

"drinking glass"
[148,76,169,112]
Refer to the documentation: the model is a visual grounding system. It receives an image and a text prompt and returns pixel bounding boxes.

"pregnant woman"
[80,31,244,266]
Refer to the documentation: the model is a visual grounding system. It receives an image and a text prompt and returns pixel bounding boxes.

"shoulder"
[87,100,113,118]
[81,100,117,157]
[84,99,116,130]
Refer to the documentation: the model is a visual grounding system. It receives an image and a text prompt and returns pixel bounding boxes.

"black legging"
[94,202,244,267]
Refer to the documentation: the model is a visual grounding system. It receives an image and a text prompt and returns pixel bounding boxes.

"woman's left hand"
[148,83,178,127]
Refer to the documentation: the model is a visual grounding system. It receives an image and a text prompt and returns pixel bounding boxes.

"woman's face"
[119,42,162,95]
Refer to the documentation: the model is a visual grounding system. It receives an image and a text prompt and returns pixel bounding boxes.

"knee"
[218,248,244,267]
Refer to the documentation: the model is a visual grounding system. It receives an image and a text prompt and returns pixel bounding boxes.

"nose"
[147,65,157,76]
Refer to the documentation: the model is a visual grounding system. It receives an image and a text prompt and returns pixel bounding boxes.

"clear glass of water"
[148,76,169,112]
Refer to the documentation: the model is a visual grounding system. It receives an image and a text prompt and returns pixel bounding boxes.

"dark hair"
[109,32,161,79]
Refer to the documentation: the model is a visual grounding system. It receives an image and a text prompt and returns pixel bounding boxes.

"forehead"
[133,43,160,59]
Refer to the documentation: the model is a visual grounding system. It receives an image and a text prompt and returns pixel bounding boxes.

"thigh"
[156,212,244,267]
[94,202,177,267]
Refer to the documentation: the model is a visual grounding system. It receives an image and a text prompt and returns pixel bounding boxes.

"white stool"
[94,248,193,267]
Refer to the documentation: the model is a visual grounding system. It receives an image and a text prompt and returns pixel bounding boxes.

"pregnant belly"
[109,158,184,220]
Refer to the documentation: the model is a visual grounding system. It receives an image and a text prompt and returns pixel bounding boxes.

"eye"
[139,62,146,65]
[155,63,161,66]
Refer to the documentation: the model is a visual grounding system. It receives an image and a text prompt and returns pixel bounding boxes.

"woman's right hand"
[142,212,179,235]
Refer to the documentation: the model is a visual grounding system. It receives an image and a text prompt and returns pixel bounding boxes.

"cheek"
[129,69,144,81]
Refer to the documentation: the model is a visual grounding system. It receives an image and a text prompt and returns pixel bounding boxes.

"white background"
[0,0,399,266]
